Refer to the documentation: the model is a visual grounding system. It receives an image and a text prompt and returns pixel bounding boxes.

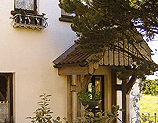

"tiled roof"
[53,44,91,67]
[53,41,152,68]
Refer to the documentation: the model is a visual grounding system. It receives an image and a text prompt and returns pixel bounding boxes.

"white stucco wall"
[0,0,76,122]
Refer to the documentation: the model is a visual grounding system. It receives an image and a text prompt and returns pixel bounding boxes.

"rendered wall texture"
[0,0,76,122]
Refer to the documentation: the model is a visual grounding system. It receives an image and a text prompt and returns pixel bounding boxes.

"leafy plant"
[26,93,53,123]
[143,79,158,96]
[27,93,122,123]
[53,105,123,123]
[77,86,100,102]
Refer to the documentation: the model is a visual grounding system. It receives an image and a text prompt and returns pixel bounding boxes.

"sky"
[146,36,158,80]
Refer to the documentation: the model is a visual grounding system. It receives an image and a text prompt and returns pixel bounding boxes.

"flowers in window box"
[34,11,37,14]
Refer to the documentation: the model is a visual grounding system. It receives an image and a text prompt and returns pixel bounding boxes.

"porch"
[53,42,152,123]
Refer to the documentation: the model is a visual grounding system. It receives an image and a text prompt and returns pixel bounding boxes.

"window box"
[10,10,48,30]
[10,0,48,30]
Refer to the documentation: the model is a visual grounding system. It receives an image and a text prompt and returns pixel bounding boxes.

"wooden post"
[67,75,78,122]
[67,75,72,122]
[76,75,81,117]
[122,79,127,123]
[71,75,77,121]
[126,75,137,94]
[111,71,117,123]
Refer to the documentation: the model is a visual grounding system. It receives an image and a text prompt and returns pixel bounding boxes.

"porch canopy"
[53,41,152,123]
[53,40,152,75]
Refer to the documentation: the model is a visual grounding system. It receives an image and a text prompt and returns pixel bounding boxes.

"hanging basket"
[81,99,102,109]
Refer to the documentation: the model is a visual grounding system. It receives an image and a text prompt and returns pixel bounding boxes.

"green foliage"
[77,86,100,101]
[59,0,158,81]
[26,93,53,123]
[77,89,92,102]
[59,0,158,47]
[53,105,123,123]
[143,79,158,95]
[27,93,122,123]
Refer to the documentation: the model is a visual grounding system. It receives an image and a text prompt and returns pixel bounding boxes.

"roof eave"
[53,62,88,68]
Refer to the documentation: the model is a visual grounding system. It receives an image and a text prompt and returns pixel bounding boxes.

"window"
[89,75,104,111]
[10,0,48,30]
[0,74,13,123]
[59,9,73,22]
[14,0,37,11]
[11,0,37,15]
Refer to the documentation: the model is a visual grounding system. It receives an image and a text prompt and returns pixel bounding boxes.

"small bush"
[26,93,53,123]
[143,79,158,95]
[27,93,122,123]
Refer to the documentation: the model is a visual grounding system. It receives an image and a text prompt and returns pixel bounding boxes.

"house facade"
[0,0,76,122]
[0,0,152,122]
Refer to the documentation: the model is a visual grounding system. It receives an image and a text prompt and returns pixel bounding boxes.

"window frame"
[91,75,104,112]
[14,0,37,12]
[0,73,13,123]
[59,9,73,22]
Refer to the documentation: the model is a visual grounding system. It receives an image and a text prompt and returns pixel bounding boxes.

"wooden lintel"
[58,66,88,75]
[126,75,137,94]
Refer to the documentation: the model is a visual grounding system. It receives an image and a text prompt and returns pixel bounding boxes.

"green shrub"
[26,93,53,123]
[143,79,158,95]
[27,93,122,123]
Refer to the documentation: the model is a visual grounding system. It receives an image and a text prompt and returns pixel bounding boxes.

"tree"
[143,79,158,95]
[59,0,158,80]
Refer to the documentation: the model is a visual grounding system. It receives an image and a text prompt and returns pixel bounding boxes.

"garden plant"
[27,93,123,123]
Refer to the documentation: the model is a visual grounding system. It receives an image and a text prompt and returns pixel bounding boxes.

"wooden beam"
[81,74,92,89]
[71,75,77,121]
[111,71,117,123]
[126,75,137,94]
[76,75,81,117]
[58,66,88,75]
[122,79,127,123]
[67,75,72,122]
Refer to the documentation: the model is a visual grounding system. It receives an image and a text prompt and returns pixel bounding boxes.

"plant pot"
[81,100,102,108]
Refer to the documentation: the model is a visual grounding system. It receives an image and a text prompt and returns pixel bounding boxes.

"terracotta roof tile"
[53,44,91,66]
[53,42,152,68]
